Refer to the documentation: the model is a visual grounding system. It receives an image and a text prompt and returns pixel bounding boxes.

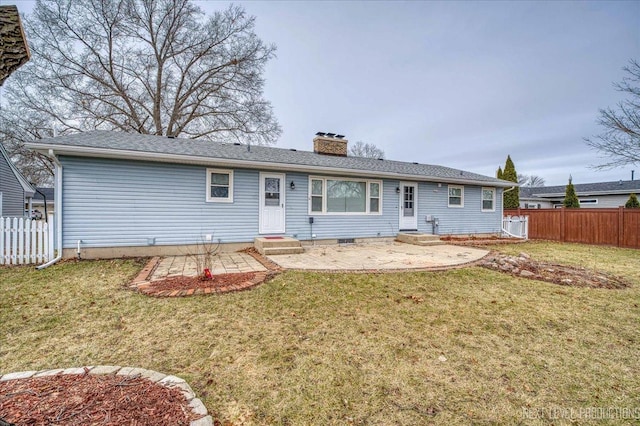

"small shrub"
[625,193,640,208]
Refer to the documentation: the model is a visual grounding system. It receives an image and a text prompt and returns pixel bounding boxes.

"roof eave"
[26,143,513,187]
[532,189,640,197]
[0,142,35,195]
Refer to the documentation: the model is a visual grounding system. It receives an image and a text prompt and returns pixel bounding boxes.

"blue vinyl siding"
[61,156,260,248]
[417,182,503,235]
[60,156,503,248]
[285,173,400,241]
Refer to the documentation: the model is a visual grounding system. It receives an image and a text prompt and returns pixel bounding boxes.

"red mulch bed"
[0,373,202,425]
[148,272,256,292]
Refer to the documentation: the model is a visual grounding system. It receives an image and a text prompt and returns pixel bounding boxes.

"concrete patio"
[265,242,489,271]
[142,242,490,283]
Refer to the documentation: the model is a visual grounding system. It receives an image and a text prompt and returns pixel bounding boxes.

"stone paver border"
[134,271,270,297]
[0,365,212,426]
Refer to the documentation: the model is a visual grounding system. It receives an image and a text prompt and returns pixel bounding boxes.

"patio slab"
[266,242,489,271]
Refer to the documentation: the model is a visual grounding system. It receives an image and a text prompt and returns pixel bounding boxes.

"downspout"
[37,149,62,269]
[33,187,48,222]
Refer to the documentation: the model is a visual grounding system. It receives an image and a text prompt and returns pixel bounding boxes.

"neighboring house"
[520,180,640,209]
[0,142,35,217]
[30,187,55,218]
[26,131,514,258]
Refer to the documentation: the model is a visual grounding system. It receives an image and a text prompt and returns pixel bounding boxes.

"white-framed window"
[579,199,598,205]
[448,185,464,207]
[206,168,233,203]
[481,187,495,212]
[310,178,323,212]
[308,176,383,215]
[369,181,380,213]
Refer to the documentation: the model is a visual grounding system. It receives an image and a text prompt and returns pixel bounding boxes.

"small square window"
[448,185,463,207]
[206,169,233,202]
[482,187,495,211]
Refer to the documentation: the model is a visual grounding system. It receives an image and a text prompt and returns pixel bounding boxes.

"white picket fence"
[0,217,54,265]
[502,215,529,239]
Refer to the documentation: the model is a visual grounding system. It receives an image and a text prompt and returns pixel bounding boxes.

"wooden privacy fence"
[504,207,640,249]
[0,217,54,265]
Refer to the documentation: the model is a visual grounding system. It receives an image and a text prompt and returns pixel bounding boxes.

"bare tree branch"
[585,59,640,169]
[1,0,281,182]
[348,141,385,159]
[517,174,546,187]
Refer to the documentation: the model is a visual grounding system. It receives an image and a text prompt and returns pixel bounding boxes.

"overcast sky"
[226,0,639,185]
[6,0,640,185]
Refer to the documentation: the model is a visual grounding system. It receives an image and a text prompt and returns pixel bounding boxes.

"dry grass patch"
[1,245,639,425]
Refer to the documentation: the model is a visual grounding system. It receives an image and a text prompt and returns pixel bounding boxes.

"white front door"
[399,182,418,230]
[259,172,286,234]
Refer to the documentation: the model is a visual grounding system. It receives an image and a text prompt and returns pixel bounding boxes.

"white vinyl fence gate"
[502,215,529,239]
[0,217,54,265]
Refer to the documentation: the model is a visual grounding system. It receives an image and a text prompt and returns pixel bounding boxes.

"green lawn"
[1,242,639,425]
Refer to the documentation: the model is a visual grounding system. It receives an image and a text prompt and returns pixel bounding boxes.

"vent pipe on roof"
[632,170,635,181]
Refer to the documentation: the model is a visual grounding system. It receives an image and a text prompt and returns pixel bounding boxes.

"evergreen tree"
[563,177,580,208]
[625,193,640,208]
[496,167,503,179]
[502,155,520,208]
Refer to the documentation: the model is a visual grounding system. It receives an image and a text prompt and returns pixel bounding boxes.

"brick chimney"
[313,132,348,156]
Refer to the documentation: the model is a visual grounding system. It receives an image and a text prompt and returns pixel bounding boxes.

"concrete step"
[261,246,305,255]
[254,237,303,255]
[397,232,442,246]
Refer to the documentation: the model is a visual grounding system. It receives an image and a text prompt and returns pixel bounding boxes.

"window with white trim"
[448,185,464,207]
[310,179,323,212]
[481,187,495,211]
[579,199,598,205]
[206,169,233,202]
[308,176,382,214]
[369,182,380,213]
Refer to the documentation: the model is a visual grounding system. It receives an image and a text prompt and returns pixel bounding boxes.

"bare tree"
[518,174,546,187]
[1,0,281,181]
[585,59,640,169]
[0,106,56,185]
[348,141,385,159]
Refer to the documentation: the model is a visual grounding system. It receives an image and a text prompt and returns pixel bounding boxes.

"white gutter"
[24,142,516,188]
[37,149,62,269]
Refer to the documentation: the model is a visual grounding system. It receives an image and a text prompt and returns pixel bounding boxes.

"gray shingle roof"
[34,187,54,201]
[27,130,513,186]
[521,180,640,198]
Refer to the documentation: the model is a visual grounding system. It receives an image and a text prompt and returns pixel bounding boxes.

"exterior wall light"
[290,181,295,190]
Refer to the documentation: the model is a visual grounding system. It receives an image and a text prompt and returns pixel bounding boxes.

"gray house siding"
[60,156,503,249]
[541,195,632,208]
[0,150,25,217]
[521,195,633,209]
